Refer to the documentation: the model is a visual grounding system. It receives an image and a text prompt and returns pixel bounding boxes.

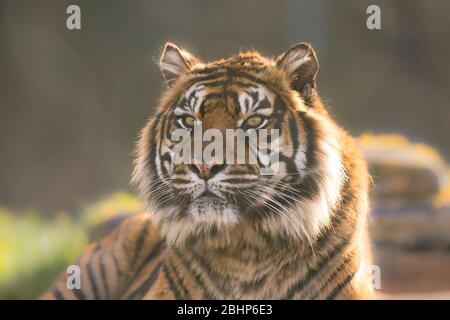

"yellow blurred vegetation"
[0,192,142,299]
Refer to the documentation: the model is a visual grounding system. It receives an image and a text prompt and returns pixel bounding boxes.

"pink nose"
[191,162,224,179]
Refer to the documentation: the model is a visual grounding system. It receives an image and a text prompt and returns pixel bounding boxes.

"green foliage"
[0,192,141,300]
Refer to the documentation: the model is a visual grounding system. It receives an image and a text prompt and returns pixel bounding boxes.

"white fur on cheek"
[259,111,345,243]
[292,114,345,241]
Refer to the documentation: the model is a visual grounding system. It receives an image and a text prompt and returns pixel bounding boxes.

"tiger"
[41,42,374,300]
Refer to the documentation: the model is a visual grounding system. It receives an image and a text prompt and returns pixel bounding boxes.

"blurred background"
[0,0,450,299]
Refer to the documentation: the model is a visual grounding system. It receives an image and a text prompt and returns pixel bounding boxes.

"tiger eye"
[183,115,196,127]
[246,116,263,127]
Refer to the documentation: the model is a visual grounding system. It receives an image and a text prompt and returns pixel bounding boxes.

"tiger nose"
[190,162,225,179]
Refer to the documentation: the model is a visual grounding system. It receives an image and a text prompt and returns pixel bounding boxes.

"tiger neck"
[167,214,366,299]
[183,221,310,261]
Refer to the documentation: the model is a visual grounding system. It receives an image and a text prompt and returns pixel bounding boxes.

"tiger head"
[133,43,346,246]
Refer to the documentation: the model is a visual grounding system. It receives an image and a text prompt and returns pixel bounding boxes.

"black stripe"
[191,62,266,76]
[99,255,110,299]
[189,90,201,110]
[125,262,163,299]
[289,111,321,199]
[72,288,86,300]
[198,92,228,113]
[188,249,232,297]
[288,111,300,157]
[159,113,168,157]
[299,192,353,270]
[120,239,164,296]
[300,111,318,169]
[230,81,258,88]
[172,248,217,299]
[325,270,356,300]
[111,252,124,280]
[193,76,229,88]
[162,264,183,300]
[188,70,279,95]
[147,117,161,194]
[177,97,190,112]
[160,152,173,179]
[307,254,354,300]
[227,70,278,92]
[136,240,165,272]
[314,204,347,250]
[51,288,65,300]
[227,90,242,115]
[166,260,191,299]
[131,220,151,265]
[188,72,227,85]
[87,261,100,299]
[241,273,269,293]
[253,97,272,112]
[86,245,101,299]
[222,178,256,184]
[191,67,223,76]
[201,79,227,88]
[240,66,268,72]
[277,153,299,177]
[281,236,350,299]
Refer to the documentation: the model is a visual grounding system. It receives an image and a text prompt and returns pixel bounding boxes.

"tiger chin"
[42,42,374,300]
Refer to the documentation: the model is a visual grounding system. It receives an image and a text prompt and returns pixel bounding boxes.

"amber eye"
[244,115,267,129]
[178,115,196,128]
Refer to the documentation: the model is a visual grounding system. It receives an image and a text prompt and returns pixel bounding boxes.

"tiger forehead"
[176,79,276,118]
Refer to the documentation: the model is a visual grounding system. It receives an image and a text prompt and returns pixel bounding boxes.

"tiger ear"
[276,43,319,102]
[159,42,201,85]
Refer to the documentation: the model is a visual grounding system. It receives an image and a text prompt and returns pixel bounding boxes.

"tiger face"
[133,43,345,246]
